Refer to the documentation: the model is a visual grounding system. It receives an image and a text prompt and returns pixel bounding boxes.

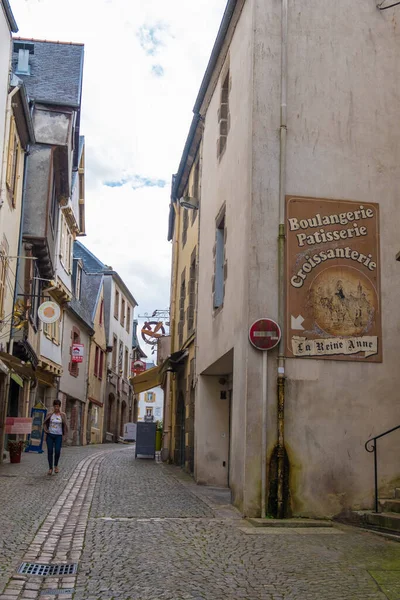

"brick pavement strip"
[2,446,400,599]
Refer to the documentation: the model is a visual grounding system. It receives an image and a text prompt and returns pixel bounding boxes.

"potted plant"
[155,420,163,452]
[8,440,28,464]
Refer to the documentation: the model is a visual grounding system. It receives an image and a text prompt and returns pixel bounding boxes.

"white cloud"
[11,0,227,314]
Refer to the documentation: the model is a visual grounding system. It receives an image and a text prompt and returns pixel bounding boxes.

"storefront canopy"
[130,365,162,394]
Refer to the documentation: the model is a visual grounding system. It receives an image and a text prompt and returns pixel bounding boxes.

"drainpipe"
[168,200,181,461]
[277,0,288,519]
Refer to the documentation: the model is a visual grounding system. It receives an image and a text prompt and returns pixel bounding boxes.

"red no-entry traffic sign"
[249,319,281,351]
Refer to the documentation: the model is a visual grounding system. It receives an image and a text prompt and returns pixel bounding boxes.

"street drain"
[41,590,74,596]
[18,563,78,576]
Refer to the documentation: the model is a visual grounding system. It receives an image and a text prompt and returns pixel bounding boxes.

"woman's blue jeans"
[46,434,62,469]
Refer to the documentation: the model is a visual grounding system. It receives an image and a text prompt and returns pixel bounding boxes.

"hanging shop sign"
[249,319,281,351]
[141,321,165,345]
[38,301,60,324]
[5,417,32,435]
[71,343,84,363]
[286,195,381,362]
[132,359,146,376]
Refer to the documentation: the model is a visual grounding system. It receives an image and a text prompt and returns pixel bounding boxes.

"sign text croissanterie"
[286,196,381,362]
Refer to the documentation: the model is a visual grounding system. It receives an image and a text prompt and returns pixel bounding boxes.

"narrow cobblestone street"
[1,445,400,600]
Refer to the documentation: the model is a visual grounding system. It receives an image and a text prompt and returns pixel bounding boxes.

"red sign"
[5,417,32,434]
[249,319,281,351]
[71,343,84,363]
[132,359,146,376]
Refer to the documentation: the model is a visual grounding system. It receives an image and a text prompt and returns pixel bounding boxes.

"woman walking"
[43,400,68,476]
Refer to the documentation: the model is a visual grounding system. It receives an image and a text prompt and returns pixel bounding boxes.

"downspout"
[277,0,288,519]
[168,200,181,461]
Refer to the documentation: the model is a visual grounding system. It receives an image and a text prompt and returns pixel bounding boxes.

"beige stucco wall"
[196,0,255,512]
[0,6,11,187]
[0,96,25,351]
[87,284,106,442]
[195,0,400,517]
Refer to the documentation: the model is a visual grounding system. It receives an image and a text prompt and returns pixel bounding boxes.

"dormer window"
[14,42,34,76]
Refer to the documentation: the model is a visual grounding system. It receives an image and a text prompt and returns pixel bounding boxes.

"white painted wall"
[106,277,134,380]
[137,385,163,423]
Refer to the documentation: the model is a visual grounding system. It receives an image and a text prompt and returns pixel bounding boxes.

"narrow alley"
[1,446,400,600]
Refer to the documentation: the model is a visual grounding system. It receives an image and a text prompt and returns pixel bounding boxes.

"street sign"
[71,343,84,363]
[249,319,281,351]
[132,359,146,376]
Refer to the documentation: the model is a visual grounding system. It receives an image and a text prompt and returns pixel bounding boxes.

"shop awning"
[0,351,35,380]
[131,365,162,394]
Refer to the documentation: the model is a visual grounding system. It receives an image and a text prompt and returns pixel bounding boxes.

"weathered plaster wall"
[59,310,90,401]
[196,0,255,513]
[251,0,400,516]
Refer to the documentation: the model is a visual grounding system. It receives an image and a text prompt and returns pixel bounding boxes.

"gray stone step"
[247,518,332,528]
[365,511,400,532]
[395,488,400,499]
[379,498,400,514]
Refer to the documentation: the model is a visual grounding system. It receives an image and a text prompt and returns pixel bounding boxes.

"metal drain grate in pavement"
[18,563,78,576]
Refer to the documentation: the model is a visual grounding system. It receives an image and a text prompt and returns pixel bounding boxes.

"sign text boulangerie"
[286,195,381,362]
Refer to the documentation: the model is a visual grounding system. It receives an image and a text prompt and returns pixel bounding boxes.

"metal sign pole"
[261,351,268,517]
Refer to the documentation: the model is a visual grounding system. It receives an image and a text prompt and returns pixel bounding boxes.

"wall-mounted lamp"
[179,196,199,210]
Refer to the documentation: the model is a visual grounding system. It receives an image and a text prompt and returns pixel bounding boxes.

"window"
[145,391,154,403]
[99,350,104,380]
[124,347,129,379]
[178,268,186,348]
[146,407,153,417]
[192,158,200,225]
[126,305,131,333]
[0,237,9,322]
[214,211,226,309]
[44,316,60,345]
[28,258,41,330]
[69,329,80,376]
[112,335,118,370]
[114,288,119,320]
[50,178,59,233]
[118,340,123,373]
[120,297,125,326]
[75,264,82,300]
[60,214,73,273]
[94,346,99,377]
[181,206,188,247]
[217,68,230,159]
[188,248,196,333]
[6,117,21,207]
[99,299,104,325]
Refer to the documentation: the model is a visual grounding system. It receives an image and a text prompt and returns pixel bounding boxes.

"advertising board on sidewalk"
[286,195,381,362]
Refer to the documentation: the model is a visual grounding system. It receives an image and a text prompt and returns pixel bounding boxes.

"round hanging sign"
[38,301,60,324]
[249,318,281,351]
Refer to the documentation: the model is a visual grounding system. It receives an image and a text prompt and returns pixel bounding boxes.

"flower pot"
[10,452,21,464]
[155,430,162,451]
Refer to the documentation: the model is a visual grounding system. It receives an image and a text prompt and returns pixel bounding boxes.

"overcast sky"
[11,0,227,323]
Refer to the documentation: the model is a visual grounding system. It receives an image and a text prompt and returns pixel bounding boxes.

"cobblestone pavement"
[1,445,400,600]
[0,443,118,593]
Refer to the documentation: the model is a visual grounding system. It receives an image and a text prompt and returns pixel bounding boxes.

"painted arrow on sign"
[291,315,305,330]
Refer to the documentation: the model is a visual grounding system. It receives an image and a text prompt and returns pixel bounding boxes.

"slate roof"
[12,38,84,106]
[69,270,103,332]
[74,240,107,274]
